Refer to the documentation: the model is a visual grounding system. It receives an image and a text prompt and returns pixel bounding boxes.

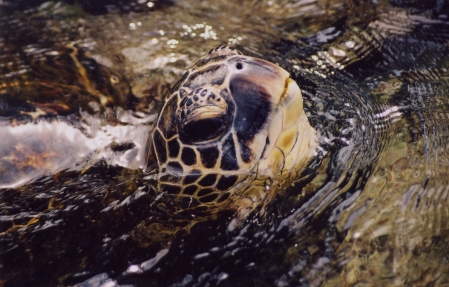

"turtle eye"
[110,75,120,84]
[180,116,226,144]
[178,87,230,144]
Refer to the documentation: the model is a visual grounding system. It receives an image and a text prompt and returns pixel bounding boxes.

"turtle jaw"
[258,78,318,178]
[279,78,304,126]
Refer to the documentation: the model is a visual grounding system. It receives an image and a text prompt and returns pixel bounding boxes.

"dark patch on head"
[167,139,180,158]
[183,65,226,90]
[197,188,214,197]
[199,193,219,203]
[198,174,217,187]
[183,169,202,185]
[182,185,198,195]
[161,184,181,195]
[217,192,231,203]
[181,147,197,166]
[198,146,220,168]
[153,130,167,164]
[230,76,271,141]
[216,175,238,191]
[158,96,179,139]
[220,134,239,171]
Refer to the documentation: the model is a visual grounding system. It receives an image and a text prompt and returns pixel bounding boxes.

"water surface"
[1,0,449,286]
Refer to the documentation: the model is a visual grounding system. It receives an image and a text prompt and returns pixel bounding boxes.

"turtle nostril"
[236,63,243,70]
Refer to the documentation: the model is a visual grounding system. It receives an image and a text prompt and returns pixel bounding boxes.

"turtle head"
[146,46,317,212]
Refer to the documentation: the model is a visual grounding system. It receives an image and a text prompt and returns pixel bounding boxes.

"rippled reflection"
[0,111,154,188]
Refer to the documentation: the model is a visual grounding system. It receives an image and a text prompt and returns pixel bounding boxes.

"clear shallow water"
[1,1,449,286]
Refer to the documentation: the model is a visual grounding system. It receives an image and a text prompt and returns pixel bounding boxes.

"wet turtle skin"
[143,45,317,227]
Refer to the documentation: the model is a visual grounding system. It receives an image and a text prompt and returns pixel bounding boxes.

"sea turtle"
[143,45,317,229]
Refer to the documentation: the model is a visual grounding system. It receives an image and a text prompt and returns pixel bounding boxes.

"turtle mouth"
[279,78,303,111]
[277,78,304,134]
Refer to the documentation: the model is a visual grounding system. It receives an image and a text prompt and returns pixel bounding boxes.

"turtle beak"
[279,78,304,127]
